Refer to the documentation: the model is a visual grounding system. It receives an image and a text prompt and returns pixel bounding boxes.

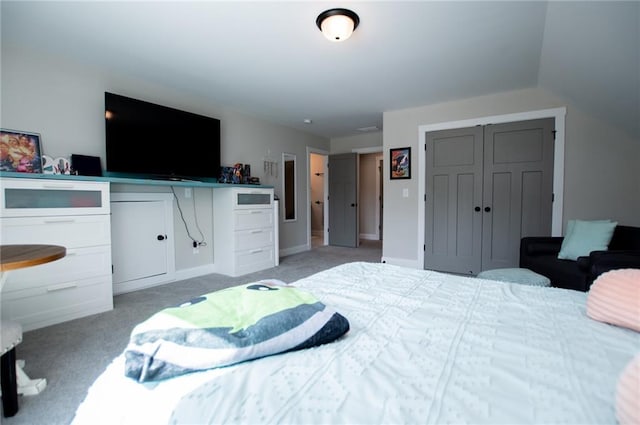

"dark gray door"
[329,153,358,247]
[481,118,554,270]
[424,126,483,275]
[424,118,554,274]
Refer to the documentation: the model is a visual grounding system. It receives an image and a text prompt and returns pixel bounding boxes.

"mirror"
[282,153,296,221]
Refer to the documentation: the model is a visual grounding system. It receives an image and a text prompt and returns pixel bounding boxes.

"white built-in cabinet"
[213,187,276,276]
[0,176,277,330]
[110,193,175,294]
[0,178,113,331]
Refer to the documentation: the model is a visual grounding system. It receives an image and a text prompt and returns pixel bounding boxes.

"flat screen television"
[105,92,221,181]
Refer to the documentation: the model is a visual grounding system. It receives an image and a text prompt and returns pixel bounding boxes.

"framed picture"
[390,147,411,179]
[0,129,43,173]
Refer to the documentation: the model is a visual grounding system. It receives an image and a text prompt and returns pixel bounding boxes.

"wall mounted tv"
[105,92,221,181]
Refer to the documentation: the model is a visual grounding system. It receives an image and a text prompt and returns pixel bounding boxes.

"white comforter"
[72,262,639,424]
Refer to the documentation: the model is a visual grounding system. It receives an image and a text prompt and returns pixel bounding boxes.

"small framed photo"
[0,129,43,173]
[390,147,411,179]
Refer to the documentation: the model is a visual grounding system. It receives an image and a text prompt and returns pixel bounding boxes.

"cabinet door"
[111,200,168,284]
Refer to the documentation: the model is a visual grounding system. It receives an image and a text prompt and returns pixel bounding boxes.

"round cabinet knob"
[157,235,166,241]
[484,206,491,212]
[474,206,481,212]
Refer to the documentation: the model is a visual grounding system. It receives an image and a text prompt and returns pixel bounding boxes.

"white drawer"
[233,190,273,210]
[1,276,113,332]
[235,228,274,251]
[235,247,274,271]
[234,209,273,230]
[2,246,112,292]
[1,178,110,217]
[0,215,111,248]
[236,246,273,267]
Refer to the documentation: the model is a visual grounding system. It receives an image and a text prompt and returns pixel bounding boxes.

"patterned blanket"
[124,280,349,382]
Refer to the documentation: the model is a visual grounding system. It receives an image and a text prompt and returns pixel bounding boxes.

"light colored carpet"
[3,241,381,425]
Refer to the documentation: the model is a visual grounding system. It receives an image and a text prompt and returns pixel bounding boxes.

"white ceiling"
[1,1,638,139]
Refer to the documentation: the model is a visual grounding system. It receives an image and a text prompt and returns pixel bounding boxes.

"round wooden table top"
[0,244,67,272]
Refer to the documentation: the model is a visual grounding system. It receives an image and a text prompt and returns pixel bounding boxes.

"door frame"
[352,146,383,241]
[417,107,566,270]
[306,146,329,250]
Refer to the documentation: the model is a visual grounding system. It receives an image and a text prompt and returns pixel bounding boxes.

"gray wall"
[0,45,329,272]
[382,87,640,265]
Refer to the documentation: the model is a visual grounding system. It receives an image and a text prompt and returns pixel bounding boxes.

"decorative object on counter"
[0,129,43,174]
[42,155,55,174]
[53,157,71,175]
[218,163,256,184]
[232,163,244,184]
[70,154,102,176]
[219,166,234,183]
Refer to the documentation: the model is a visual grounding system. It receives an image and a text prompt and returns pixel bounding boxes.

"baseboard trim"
[359,233,378,241]
[381,256,419,269]
[113,265,218,295]
[175,264,217,281]
[280,244,310,258]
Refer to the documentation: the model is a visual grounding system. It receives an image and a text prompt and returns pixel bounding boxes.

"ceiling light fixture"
[316,8,360,42]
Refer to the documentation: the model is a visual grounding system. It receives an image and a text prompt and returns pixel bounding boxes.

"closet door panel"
[425,127,483,275]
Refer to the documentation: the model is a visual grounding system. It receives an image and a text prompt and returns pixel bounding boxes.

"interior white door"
[111,200,168,284]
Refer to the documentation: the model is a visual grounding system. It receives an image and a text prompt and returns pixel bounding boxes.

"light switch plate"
[402,188,409,198]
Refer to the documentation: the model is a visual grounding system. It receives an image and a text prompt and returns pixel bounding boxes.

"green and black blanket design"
[124,280,350,382]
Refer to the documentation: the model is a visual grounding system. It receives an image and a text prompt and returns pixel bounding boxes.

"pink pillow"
[616,353,640,425]
[586,269,640,332]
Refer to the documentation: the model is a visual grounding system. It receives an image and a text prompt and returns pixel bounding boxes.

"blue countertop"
[0,171,273,189]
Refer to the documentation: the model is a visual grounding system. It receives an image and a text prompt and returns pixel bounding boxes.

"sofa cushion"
[558,219,617,261]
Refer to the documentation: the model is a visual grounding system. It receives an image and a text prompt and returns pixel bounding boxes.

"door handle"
[474,206,481,212]
[157,234,166,241]
[484,206,491,212]
[350,203,356,207]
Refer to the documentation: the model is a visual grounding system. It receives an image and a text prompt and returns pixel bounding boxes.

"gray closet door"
[328,153,359,247]
[424,118,554,274]
[481,118,554,270]
[424,126,483,275]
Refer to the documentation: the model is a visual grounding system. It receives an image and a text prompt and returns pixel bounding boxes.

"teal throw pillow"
[557,219,617,261]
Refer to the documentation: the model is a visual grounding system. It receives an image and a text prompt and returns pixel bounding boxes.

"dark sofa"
[520,225,640,292]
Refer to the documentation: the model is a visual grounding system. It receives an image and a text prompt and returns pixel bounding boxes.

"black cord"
[171,187,206,246]
[191,189,206,246]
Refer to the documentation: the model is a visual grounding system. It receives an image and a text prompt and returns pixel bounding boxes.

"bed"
[72,262,639,424]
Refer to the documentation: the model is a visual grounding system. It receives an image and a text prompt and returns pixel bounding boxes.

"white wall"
[330,131,383,154]
[382,87,640,266]
[0,45,329,272]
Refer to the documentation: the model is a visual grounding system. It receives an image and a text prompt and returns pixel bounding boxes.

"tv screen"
[105,92,220,181]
